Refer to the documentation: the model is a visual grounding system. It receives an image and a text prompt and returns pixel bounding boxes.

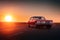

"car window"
[41,17,45,20]
[30,18,39,20]
[30,17,45,20]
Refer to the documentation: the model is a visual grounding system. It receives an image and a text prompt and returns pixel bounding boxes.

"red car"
[28,16,53,29]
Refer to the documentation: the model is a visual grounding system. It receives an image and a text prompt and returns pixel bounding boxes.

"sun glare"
[5,15,12,22]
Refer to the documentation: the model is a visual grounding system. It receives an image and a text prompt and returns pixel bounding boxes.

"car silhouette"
[28,16,53,29]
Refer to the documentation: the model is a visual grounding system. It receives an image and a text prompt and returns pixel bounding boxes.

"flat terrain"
[0,22,60,40]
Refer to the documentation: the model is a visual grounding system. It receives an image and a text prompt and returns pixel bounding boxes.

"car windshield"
[30,17,45,20]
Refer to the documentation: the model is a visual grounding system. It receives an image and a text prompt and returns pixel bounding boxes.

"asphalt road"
[0,22,60,40]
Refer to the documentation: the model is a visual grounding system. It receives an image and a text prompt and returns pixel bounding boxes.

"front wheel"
[28,25,30,28]
[28,24,36,28]
[46,25,52,29]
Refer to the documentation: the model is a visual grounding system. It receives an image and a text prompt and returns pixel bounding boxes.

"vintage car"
[28,16,53,29]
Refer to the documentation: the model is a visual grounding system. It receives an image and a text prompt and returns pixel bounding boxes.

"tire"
[28,25,31,28]
[28,24,35,28]
[46,25,52,29]
[35,25,40,28]
[35,25,38,28]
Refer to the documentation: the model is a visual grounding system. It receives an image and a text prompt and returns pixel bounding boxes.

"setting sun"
[5,15,12,22]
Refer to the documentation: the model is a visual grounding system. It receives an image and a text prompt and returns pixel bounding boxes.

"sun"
[5,15,12,22]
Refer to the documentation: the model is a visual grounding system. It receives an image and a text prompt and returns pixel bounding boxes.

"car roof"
[31,16,45,18]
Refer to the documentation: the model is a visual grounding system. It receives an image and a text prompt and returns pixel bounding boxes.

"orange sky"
[0,2,60,22]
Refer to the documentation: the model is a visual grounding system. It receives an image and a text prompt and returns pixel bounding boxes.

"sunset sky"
[0,1,60,22]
